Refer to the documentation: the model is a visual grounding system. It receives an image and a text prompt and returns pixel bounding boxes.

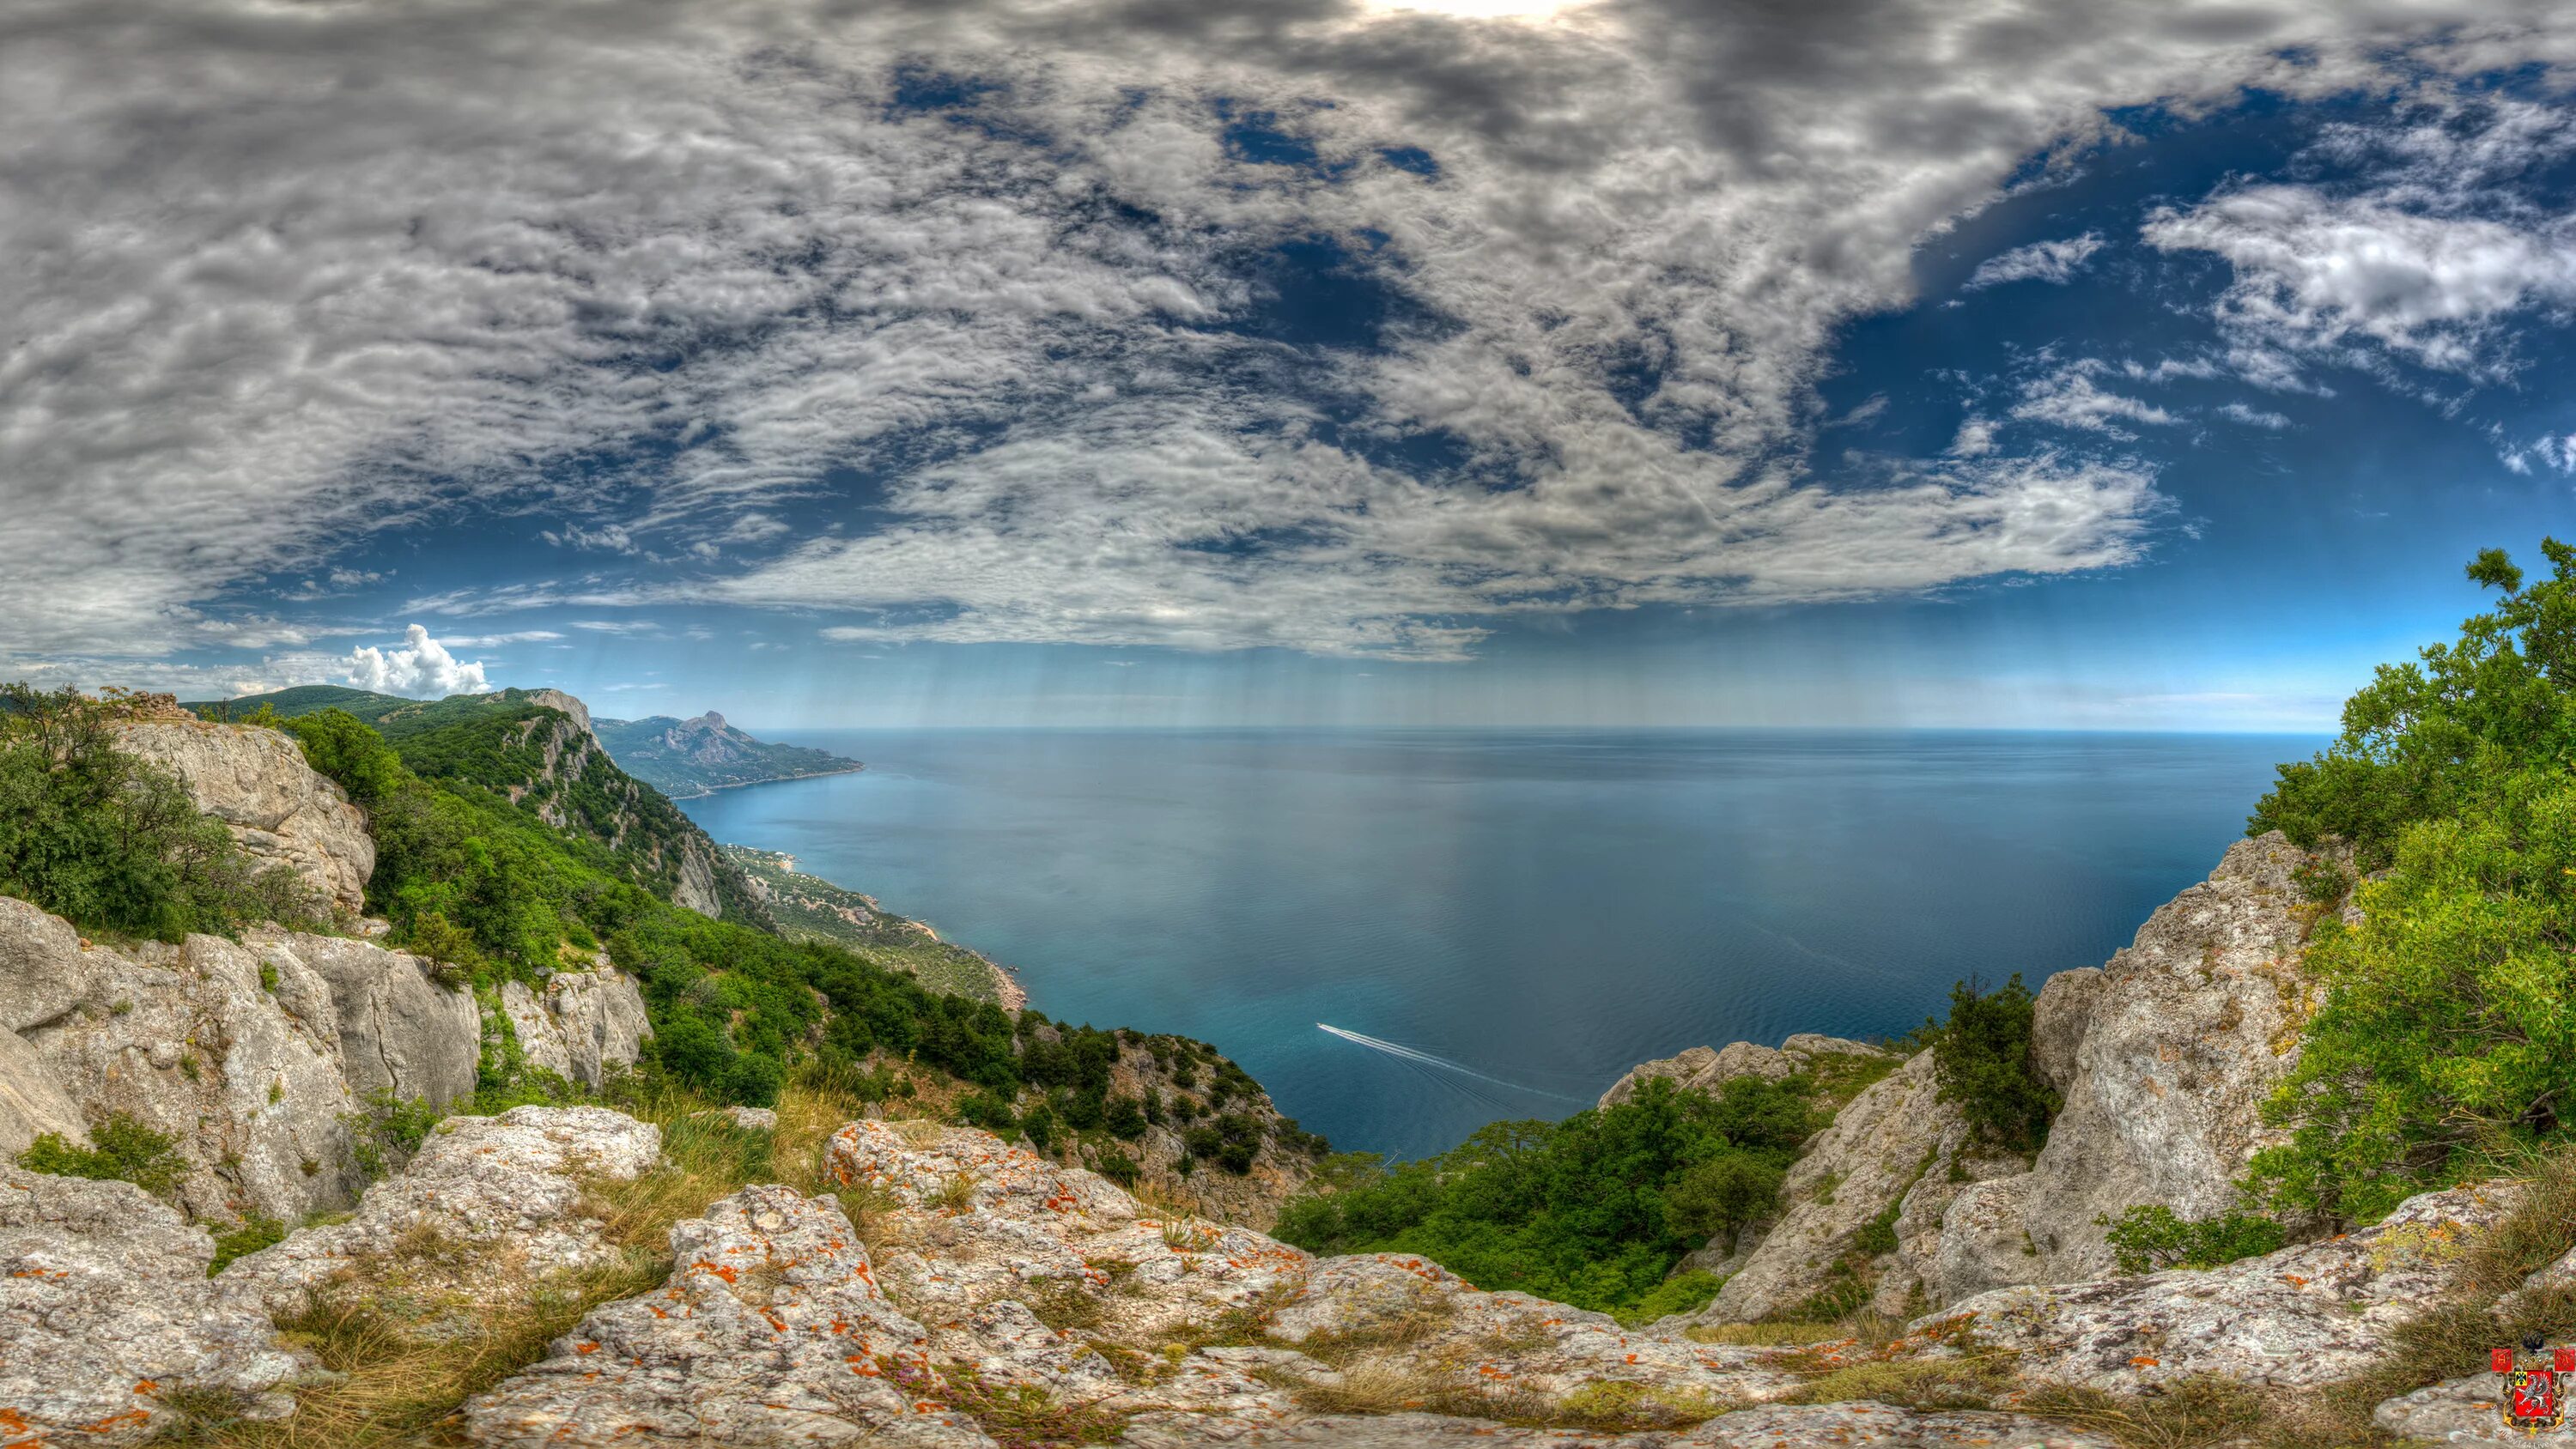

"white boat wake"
[1315,1022,1588,1107]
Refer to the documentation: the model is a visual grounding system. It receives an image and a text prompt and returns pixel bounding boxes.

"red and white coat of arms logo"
[2493,1345,2575,1432]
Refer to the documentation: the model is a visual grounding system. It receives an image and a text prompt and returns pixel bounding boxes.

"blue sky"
[9,2,2576,730]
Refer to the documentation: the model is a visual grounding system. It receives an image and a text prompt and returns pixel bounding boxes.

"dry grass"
[1686,1320,1858,1347]
[1782,1350,2021,1411]
[2017,1377,2267,1449]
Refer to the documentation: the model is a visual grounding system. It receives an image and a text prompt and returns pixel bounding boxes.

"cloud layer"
[6,1,2575,662]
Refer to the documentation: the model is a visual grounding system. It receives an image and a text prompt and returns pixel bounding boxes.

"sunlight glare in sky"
[1363,0,1578,19]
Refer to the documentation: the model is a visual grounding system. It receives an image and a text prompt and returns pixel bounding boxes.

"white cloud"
[2144,102,2576,379]
[1,3,2571,661]
[2008,363,2177,439]
[439,629,566,646]
[1965,232,2105,288]
[2217,401,2291,429]
[342,625,489,697]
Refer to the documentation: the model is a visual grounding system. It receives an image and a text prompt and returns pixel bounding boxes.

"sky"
[8,0,2576,730]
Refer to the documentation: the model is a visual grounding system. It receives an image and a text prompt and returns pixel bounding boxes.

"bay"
[679,729,2318,1161]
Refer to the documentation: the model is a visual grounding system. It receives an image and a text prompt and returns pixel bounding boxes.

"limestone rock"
[2027,968,2102,1096]
[0,894,90,1034]
[219,1105,660,1319]
[1695,1050,1974,1324]
[1118,1401,2117,1447]
[0,1164,301,1446]
[464,1184,992,1447]
[826,1119,1807,1428]
[674,835,723,919]
[114,720,374,914]
[1923,833,2338,1303]
[2373,1373,2537,1446]
[257,929,479,1109]
[0,1024,86,1158]
[1923,1181,2517,1391]
[25,928,364,1224]
[1599,1036,1887,1110]
[498,963,650,1091]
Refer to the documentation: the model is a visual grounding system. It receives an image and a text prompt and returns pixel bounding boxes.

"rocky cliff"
[112,718,375,915]
[1631,831,2357,1336]
[0,894,649,1228]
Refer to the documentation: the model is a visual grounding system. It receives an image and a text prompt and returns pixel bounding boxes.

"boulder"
[218,1105,661,1320]
[2374,1373,2530,1446]
[2027,967,2101,1095]
[1692,1050,1978,1324]
[113,720,374,914]
[0,1025,86,1158]
[462,1185,993,1447]
[1923,833,2339,1303]
[1121,1403,2117,1448]
[1599,1035,1887,1110]
[0,894,91,1034]
[498,962,650,1091]
[0,1165,301,1446]
[257,929,479,1109]
[1922,1181,2517,1392]
[24,929,364,1224]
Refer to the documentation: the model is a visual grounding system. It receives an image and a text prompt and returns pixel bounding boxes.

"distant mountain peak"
[590,712,859,799]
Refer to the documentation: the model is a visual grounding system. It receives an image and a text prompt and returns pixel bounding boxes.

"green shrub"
[1094,1149,1141,1186]
[2099,1204,2287,1274]
[18,1113,191,1198]
[210,1215,286,1275]
[1273,1076,1811,1319]
[2246,543,2576,1221]
[1616,1269,1726,1327]
[1926,973,2057,1151]
[345,1091,441,1182]
[1663,1151,1785,1248]
[957,1093,1018,1134]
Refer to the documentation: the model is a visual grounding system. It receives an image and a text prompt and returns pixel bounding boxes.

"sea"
[678,729,2322,1161]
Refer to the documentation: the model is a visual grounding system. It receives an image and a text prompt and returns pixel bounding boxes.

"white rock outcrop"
[1598,1034,1888,1109]
[1692,1050,1992,1325]
[0,1165,302,1446]
[498,961,650,1090]
[253,928,480,1109]
[1923,1180,2516,1391]
[218,1105,661,1320]
[113,720,376,915]
[23,928,368,1224]
[464,1184,992,1447]
[1920,832,2340,1304]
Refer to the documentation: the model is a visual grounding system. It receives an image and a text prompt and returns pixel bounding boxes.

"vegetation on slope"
[721,843,1017,1005]
[2249,539,2576,1222]
[1273,1075,1813,1323]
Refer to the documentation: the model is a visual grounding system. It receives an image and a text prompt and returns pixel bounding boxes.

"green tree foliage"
[18,1113,191,1198]
[2098,1204,2286,1274]
[2246,542,2576,1222]
[1926,973,2057,1150]
[1273,1076,1812,1321]
[0,685,325,938]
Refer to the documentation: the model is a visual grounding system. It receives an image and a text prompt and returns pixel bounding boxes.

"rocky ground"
[12,1097,2556,1446]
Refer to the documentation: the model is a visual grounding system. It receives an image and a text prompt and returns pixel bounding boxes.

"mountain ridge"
[589,711,861,798]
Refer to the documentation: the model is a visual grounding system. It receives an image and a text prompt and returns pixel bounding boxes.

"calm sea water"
[679,730,2318,1160]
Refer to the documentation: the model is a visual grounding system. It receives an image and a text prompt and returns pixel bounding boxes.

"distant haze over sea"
[680,729,2319,1160]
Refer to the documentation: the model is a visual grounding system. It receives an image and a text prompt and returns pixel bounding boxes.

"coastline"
[657,761,865,800]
